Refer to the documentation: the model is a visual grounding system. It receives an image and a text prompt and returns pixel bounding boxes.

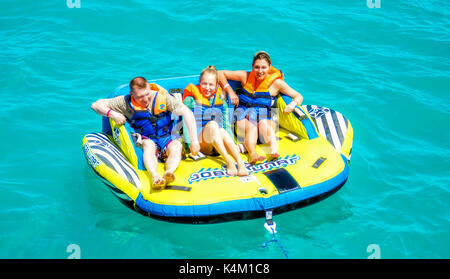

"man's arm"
[91,97,127,125]
[164,90,200,155]
[177,104,200,155]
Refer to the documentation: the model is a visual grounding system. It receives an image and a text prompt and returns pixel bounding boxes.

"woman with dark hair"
[218,51,303,164]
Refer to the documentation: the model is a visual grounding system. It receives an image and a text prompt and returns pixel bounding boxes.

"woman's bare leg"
[259,119,280,160]
[220,129,249,176]
[200,121,237,176]
[236,118,265,164]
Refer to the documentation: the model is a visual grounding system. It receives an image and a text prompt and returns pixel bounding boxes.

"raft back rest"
[99,84,142,170]
[276,95,319,140]
[108,118,144,170]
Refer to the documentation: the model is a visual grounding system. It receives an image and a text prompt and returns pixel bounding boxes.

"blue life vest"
[237,66,283,117]
[125,93,174,139]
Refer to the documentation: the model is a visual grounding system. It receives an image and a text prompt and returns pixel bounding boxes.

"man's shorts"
[140,134,181,161]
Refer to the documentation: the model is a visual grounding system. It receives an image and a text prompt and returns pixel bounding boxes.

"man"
[91,77,200,189]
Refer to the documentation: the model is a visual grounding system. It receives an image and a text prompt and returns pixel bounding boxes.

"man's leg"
[142,139,165,189]
[163,139,183,184]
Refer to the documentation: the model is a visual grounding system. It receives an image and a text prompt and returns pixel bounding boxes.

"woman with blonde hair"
[182,66,248,176]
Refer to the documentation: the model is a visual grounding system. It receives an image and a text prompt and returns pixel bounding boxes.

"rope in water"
[261,224,289,259]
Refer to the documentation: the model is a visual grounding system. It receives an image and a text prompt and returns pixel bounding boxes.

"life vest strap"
[239,100,273,109]
[238,89,273,100]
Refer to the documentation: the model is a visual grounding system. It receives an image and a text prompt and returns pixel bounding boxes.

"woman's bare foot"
[163,171,176,185]
[237,162,249,176]
[267,152,281,161]
[152,175,166,190]
[249,153,266,165]
[226,162,238,176]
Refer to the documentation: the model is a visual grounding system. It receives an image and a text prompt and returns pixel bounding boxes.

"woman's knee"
[205,120,220,132]
[259,120,277,144]
[220,128,233,142]
[202,121,221,143]
[259,119,275,133]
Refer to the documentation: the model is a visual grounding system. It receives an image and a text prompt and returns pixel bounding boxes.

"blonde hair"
[252,51,271,66]
[200,65,218,85]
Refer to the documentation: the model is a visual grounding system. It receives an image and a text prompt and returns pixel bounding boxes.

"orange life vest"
[182,83,223,128]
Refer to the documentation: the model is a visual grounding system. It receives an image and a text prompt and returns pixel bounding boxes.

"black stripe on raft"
[92,149,138,188]
[312,157,327,168]
[306,105,318,134]
[89,141,138,177]
[320,113,335,148]
[311,117,318,131]
[94,153,115,171]
[343,115,348,129]
[165,186,192,192]
[264,168,300,193]
[87,134,134,165]
[330,110,345,146]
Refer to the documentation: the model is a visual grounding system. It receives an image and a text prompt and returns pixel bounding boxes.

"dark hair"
[129,77,148,92]
[252,51,271,66]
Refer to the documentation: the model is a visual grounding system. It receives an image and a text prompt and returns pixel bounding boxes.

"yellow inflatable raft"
[82,76,353,223]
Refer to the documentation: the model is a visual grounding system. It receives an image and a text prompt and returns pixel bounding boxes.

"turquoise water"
[1,0,449,259]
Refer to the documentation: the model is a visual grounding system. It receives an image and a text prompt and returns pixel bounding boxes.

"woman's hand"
[283,102,296,114]
[274,79,303,115]
[190,140,200,156]
[218,70,247,106]
[228,89,239,106]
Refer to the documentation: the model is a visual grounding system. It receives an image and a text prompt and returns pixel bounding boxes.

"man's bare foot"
[249,153,266,165]
[152,176,166,190]
[267,152,281,161]
[226,162,238,176]
[237,162,249,176]
[163,171,176,185]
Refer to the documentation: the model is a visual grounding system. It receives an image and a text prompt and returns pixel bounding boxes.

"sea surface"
[0,0,449,259]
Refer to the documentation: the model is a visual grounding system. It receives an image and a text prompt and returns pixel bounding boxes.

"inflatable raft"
[82,76,353,223]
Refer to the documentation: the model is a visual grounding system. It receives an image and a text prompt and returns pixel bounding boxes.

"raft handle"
[312,157,327,168]
[258,187,268,195]
[285,133,300,142]
[188,152,206,161]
